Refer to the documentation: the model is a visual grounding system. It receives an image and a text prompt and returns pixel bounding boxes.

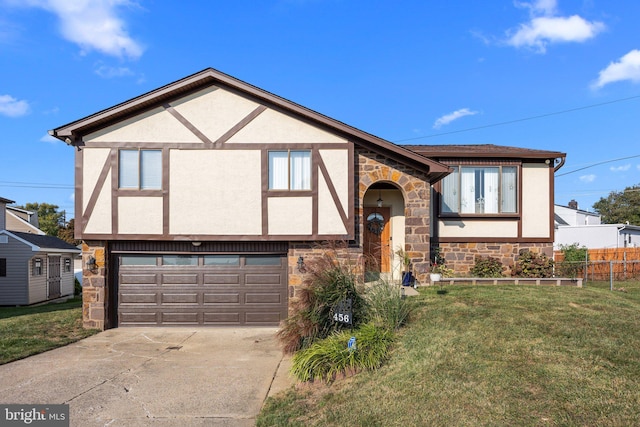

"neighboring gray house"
[554,200,640,249]
[0,197,80,305]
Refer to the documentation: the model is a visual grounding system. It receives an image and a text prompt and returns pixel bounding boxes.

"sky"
[1,0,640,219]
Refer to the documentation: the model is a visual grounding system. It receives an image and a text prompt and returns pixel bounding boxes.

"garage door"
[117,253,288,326]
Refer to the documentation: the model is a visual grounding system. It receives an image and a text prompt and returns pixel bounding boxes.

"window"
[119,149,162,190]
[245,255,282,266]
[64,258,71,273]
[33,258,42,276]
[441,166,517,214]
[204,255,240,266]
[0,258,6,277]
[121,255,158,266]
[162,255,198,266]
[268,150,311,190]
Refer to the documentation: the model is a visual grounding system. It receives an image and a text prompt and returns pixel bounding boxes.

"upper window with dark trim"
[268,150,311,190]
[440,166,518,215]
[32,258,43,276]
[119,149,162,190]
[64,258,71,273]
[0,258,6,277]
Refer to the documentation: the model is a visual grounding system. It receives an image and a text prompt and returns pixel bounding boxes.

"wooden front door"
[47,256,61,299]
[363,207,391,277]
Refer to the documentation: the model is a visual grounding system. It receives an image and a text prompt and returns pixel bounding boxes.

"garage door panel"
[161,312,199,324]
[245,312,283,324]
[204,293,240,304]
[118,253,287,326]
[203,274,240,285]
[245,274,282,285]
[161,293,199,304]
[204,312,241,324]
[245,292,283,304]
[120,273,158,285]
[161,273,199,285]
[120,292,157,305]
[119,312,158,325]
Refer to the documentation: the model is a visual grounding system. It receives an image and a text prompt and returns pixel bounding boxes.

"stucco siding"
[82,148,111,212]
[318,173,347,235]
[169,150,262,235]
[83,172,113,234]
[268,197,313,235]
[319,149,349,210]
[171,87,260,142]
[439,219,519,238]
[85,107,200,143]
[118,197,163,235]
[0,236,32,305]
[227,108,347,144]
[522,163,550,238]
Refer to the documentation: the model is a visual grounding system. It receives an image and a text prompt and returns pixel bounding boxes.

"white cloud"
[40,133,59,143]
[94,64,134,78]
[592,50,640,89]
[433,108,478,129]
[506,1,604,53]
[610,164,631,172]
[579,174,596,183]
[18,0,144,59]
[0,94,29,117]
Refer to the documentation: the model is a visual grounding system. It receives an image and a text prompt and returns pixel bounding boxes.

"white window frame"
[440,165,518,215]
[118,149,162,190]
[268,150,311,190]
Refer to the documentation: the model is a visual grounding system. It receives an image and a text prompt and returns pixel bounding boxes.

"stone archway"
[357,148,432,283]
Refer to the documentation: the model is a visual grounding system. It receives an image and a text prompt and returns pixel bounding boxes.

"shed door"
[117,253,288,326]
[47,256,61,299]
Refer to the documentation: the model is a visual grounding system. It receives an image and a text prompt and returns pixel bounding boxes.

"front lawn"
[0,297,99,365]
[258,282,640,426]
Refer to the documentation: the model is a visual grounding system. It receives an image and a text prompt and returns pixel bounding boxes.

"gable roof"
[0,197,15,205]
[1,230,80,253]
[402,144,566,159]
[50,67,451,183]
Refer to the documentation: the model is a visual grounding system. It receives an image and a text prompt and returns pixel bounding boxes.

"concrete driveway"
[0,328,292,426]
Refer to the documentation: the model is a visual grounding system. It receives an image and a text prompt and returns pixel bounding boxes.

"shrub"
[557,243,588,278]
[512,250,554,278]
[365,281,413,331]
[277,246,367,354]
[74,278,82,296]
[290,323,394,383]
[470,256,505,278]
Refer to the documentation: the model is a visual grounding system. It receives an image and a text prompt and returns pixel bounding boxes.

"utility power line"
[0,181,73,189]
[556,154,640,177]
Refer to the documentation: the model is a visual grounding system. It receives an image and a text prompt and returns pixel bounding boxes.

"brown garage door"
[117,254,288,326]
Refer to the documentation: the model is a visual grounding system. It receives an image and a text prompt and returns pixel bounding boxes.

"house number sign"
[332,298,353,325]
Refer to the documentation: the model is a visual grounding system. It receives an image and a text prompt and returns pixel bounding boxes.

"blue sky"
[1,0,640,218]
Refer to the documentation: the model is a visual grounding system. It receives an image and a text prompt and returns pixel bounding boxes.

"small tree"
[558,243,588,279]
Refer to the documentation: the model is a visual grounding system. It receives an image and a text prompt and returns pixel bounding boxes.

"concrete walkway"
[0,328,294,426]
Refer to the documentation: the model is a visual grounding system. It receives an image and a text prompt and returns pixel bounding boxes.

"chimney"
[568,199,578,210]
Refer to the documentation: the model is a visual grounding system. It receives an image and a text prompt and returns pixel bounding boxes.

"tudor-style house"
[51,68,565,329]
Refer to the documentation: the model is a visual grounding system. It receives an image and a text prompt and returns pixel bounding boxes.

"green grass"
[258,282,640,426]
[0,297,99,365]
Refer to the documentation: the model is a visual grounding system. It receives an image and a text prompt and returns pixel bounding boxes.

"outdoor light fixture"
[297,256,306,272]
[192,241,202,247]
[377,190,383,208]
[86,256,97,271]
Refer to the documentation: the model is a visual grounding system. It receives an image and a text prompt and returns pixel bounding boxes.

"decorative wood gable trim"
[213,105,267,145]
[81,149,115,233]
[162,103,214,144]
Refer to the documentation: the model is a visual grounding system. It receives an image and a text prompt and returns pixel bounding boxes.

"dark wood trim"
[439,214,521,220]
[74,148,83,239]
[81,149,114,233]
[548,163,555,242]
[440,237,554,243]
[347,143,355,236]
[163,103,214,144]
[266,190,314,197]
[317,151,349,231]
[111,150,119,236]
[261,149,269,235]
[517,165,523,238]
[162,147,170,236]
[312,148,319,235]
[115,189,164,197]
[77,141,352,150]
[80,233,353,241]
[213,105,267,145]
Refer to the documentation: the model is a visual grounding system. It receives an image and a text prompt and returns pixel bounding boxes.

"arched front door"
[363,206,391,280]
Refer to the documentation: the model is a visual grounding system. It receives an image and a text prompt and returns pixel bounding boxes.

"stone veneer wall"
[357,148,432,284]
[439,242,554,276]
[82,241,107,330]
